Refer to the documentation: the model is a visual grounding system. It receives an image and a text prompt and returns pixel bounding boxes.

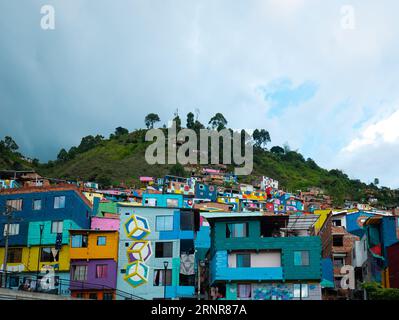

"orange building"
[69,229,119,300]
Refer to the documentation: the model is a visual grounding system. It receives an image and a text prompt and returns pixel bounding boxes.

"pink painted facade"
[91,216,120,231]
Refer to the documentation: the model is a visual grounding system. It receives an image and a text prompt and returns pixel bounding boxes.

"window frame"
[51,221,63,234]
[33,199,42,211]
[155,215,173,232]
[54,196,66,209]
[97,236,107,246]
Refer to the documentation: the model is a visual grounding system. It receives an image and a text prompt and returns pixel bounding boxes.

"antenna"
[195,108,200,121]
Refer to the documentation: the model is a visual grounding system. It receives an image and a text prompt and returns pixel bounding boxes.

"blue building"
[116,204,200,299]
[0,185,92,294]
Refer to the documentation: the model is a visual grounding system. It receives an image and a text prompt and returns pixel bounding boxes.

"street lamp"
[163,261,169,300]
[36,224,45,289]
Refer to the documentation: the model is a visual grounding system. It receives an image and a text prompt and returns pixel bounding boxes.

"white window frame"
[293,284,309,298]
[156,215,173,231]
[51,221,63,234]
[54,196,66,209]
[73,265,88,281]
[33,199,42,211]
[6,199,23,211]
[3,223,19,236]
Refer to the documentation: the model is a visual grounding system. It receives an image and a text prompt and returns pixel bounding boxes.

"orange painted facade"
[69,230,119,261]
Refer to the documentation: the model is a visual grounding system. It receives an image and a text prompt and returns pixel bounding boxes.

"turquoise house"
[203,212,322,300]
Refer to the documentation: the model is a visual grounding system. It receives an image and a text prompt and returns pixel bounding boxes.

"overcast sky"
[1,0,399,188]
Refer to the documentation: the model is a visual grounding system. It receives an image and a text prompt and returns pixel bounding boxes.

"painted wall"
[91,216,120,231]
[70,259,117,290]
[69,231,119,261]
[225,282,321,300]
[0,245,70,272]
[0,189,91,246]
[142,193,184,208]
[313,210,331,234]
[28,220,81,246]
[228,251,281,268]
[210,219,322,281]
[116,206,196,300]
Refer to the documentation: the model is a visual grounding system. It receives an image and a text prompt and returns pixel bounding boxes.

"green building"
[203,212,322,300]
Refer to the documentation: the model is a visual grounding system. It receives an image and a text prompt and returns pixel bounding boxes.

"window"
[3,224,19,236]
[179,274,195,286]
[332,220,342,227]
[180,210,194,231]
[180,239,195,254]
[6,199,23,211]
[333,235,344,247]
[153,269,172,286]
[293,284,309,298]
[89,293,98,300]
[294,251,310,266]
[95,264,108,278]
[333,257,345,268]
[237,284,251,299]
[166,199,179,208]
[97,236,106,246]
[226,223,248,238]
[155,242,173,258]
[103,292,113,300]
[54,196,66,209]
[51,221,63,234]
[156,216,173,231]
[40,247,59,262]
[73,265,88,281]
[33,199,42,211]
[7,248,22,263]
[71,234,88,248]
[144,198,157,206]
[236,253,251,268]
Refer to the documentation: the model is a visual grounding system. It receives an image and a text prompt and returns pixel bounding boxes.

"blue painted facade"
[0,188,92,247]
[345,211,375,237]
[194,183,217,202]
[116,205,198,300]
[206,215,322,300]
[142,193,184,208]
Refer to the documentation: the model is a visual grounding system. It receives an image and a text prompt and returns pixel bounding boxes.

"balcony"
[213,267,283,281]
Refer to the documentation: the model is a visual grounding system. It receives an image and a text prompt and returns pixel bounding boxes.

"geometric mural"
[123,215,152,288]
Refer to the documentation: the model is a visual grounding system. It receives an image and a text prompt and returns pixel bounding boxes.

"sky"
[1,0,399,188]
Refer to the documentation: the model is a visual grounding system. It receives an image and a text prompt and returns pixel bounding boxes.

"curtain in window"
[96,265,108,278]
[237,284,251,298]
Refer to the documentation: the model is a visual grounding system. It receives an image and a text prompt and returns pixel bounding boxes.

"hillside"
[1,129,398,208]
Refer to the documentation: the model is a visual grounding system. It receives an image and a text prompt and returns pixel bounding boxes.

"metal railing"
[0,271,145,300]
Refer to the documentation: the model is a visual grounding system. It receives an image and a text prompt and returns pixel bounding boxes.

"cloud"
[1,0,399,187]
[334,108,399,187]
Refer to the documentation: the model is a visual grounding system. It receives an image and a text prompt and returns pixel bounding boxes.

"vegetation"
[1,112,399,208]
[362,282,399,300]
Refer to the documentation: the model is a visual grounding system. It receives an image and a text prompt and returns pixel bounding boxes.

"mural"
[123,215,152,288]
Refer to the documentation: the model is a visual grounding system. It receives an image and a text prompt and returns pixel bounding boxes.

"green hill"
[1,129,398,208]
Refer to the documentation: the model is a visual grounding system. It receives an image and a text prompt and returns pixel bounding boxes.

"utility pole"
[36,224,45,289]
[1,205,14,288]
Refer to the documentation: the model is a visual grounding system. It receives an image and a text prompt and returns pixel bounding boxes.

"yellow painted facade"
[83,192,104,204]
[313,209,331,234]
[0,245,71,272]
[69,231,119,261]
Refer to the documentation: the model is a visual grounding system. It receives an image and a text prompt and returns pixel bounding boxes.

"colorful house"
[203,212,322,300]
[0,185,92,294]
[69,221,119,300]
[116,205,199,300]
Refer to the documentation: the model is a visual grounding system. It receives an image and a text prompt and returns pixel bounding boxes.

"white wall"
[228,251,281,268]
